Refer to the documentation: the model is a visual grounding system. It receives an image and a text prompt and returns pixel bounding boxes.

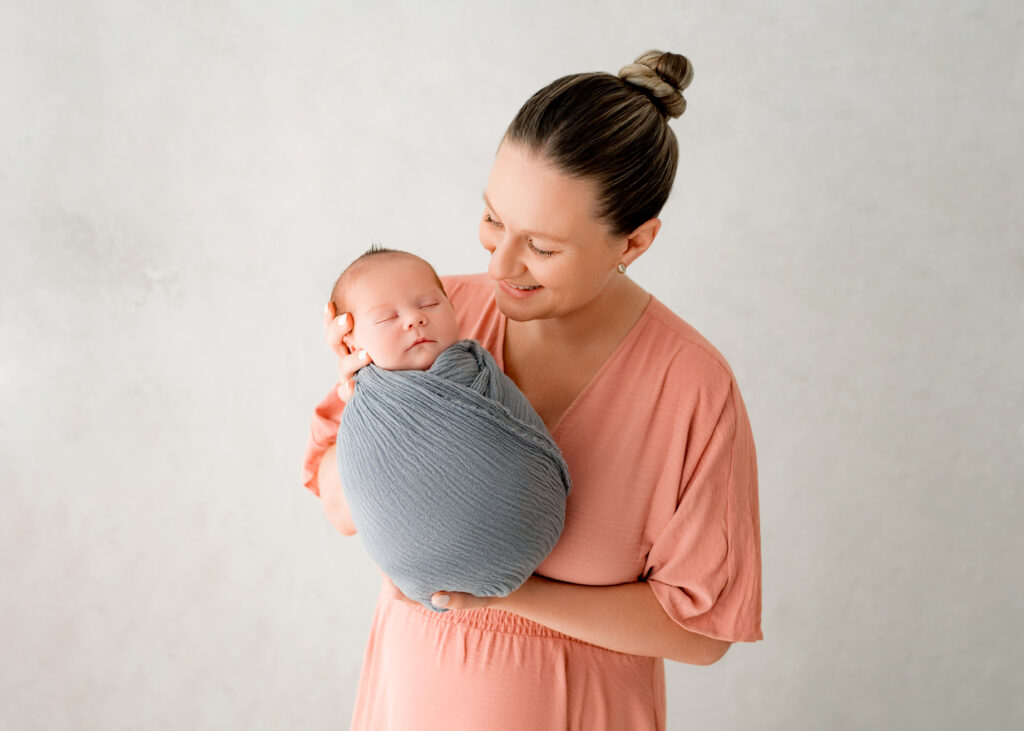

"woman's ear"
[620,218,661,266]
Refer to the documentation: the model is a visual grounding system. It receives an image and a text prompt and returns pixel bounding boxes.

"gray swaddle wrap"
[337,339,571,612]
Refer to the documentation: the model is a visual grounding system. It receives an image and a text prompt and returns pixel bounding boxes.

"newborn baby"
[332,247,461,372]
[331,246,571,612]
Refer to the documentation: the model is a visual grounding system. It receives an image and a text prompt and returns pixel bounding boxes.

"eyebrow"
[482,192,570,244]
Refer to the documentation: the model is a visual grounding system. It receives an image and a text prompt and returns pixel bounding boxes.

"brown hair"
[329,244,447,315]
[504,50,693,238]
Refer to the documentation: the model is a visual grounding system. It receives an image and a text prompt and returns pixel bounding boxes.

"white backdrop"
[2,1,1022,729]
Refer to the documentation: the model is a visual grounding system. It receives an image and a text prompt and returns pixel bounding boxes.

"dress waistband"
[402,601,581,641]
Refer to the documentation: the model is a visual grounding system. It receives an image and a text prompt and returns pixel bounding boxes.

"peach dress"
[302,274,762,731]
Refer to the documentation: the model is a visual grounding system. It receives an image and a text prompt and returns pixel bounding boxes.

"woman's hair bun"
[618,50,693,119]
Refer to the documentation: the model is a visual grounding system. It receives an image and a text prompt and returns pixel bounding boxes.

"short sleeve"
[301,386,346,498]
[644,380,762,642]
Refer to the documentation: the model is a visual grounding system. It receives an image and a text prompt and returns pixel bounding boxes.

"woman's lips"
[498,280,543,299]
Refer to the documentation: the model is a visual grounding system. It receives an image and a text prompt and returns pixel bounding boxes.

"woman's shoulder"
[625,297,751,442]
[441,273,493,297]
[639,295,739,391]
[440,273,502,345]
[440,272,493,312]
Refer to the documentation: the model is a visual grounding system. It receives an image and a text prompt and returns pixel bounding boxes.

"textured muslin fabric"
[336,338,571,612]
[302,273,762,730]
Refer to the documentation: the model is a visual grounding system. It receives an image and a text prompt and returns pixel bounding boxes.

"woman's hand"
[429,590,505,612]
[323,301,372,402]
[380,573,506,612]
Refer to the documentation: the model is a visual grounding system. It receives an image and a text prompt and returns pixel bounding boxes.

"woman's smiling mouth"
[499,280,543,299]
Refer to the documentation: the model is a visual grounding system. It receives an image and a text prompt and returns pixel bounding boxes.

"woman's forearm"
[317,444,357,536]
[500,576,730,665]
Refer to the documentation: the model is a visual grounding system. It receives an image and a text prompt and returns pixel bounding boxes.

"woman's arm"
[317,444,357,536]
[432,577,730,665]
[311,303,372,536]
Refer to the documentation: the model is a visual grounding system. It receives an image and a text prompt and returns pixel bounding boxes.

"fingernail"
[334,314,348,327]
[358,350,369,360]
[323,302,330,315]
[431,593,450,607]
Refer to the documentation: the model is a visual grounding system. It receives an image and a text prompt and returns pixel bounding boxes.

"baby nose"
[405,312,427,328]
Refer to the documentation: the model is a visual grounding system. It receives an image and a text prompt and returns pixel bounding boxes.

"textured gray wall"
[2,1,1022,729]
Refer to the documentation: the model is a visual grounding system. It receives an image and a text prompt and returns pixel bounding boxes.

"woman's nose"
[487,235,524,281]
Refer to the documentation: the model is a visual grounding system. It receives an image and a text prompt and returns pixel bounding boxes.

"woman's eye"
[483,213,503,230]
[528,240,555,258]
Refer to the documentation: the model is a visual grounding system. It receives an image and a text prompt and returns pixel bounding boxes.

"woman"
[303,50,762,730]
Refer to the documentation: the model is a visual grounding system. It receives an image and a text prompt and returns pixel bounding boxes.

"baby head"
[330,246,460,371]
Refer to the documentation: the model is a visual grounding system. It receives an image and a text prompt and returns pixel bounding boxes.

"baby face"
[342,256,461,371]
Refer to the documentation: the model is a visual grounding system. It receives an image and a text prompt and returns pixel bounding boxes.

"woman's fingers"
[379,573,486,612]
[323,302,370,402]
[323,300,337,329]
[336,348,372,402]
[430,591,496,611]
[324,307,353,359]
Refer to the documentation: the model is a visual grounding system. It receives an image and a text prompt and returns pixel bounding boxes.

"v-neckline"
[494,293,656,439]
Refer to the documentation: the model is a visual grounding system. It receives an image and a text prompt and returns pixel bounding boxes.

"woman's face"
[479,142,624,322]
